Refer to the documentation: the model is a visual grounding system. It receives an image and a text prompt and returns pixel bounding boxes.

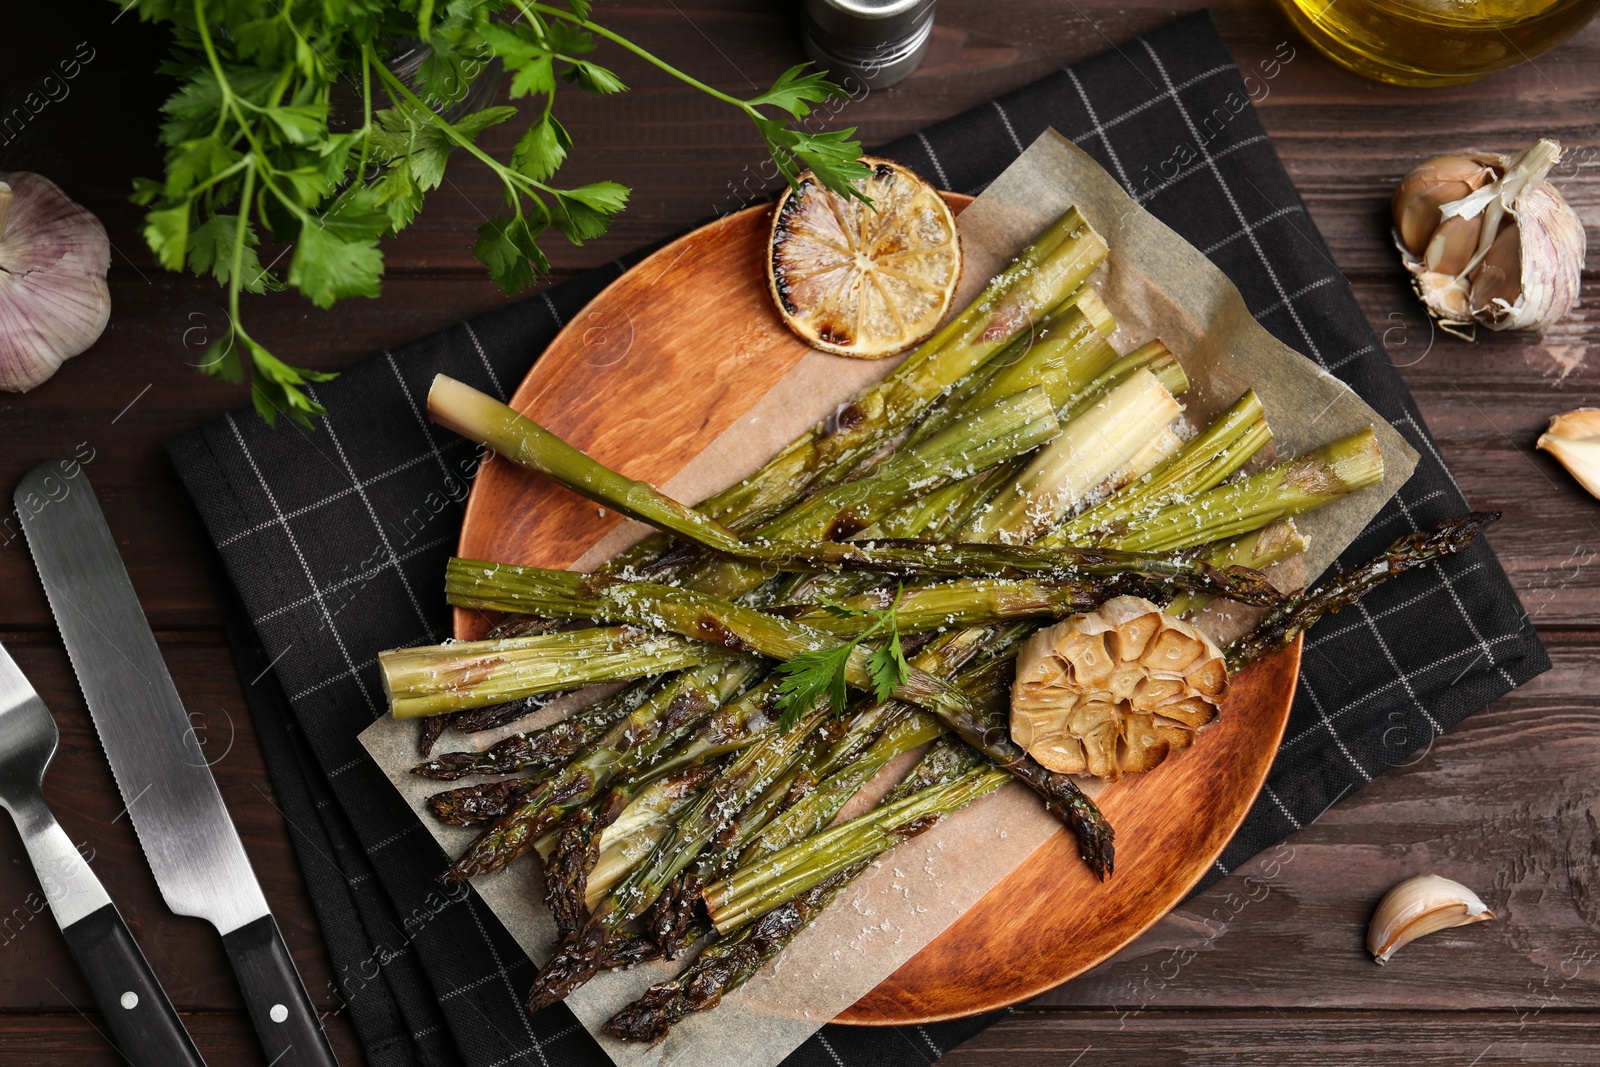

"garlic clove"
[1423,214,1485,276]
[1392,155,1496,254]
[1469,221,1523,321]
[0,173,111,393]
[1396,180,1477,256]
[1537,409,1600,500]
[1367,874,1494,964]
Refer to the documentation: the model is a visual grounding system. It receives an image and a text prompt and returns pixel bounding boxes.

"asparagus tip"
[527,925,608,1011]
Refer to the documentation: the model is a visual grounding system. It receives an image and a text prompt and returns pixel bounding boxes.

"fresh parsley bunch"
[120,0,870,426]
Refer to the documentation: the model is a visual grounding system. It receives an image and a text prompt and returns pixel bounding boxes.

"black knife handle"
[221,915,339,1067]
[60,903,207,1067]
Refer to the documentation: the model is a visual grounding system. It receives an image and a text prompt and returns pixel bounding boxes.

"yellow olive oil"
[1272,0,1600,86]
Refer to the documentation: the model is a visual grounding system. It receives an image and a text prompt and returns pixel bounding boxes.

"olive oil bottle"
[1272,0,1600,86]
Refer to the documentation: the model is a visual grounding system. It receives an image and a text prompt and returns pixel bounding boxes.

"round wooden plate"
[455,196,1302,1025]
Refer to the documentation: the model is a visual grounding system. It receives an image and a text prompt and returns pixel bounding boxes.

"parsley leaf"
[550,180,630,244]
[143,204,190,272]
[288,221,384,309]
[511,114,573,182]
[774,588,910,729]
[775,642,854,731]
[747,64,845,119]
[474,215,551,294]
[866,621,909,702]
[261,102,329,145]
[186,214,275,293]
[564,60,627,94]
[755,119,874,204]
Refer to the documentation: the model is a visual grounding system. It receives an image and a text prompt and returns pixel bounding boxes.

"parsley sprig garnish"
[124,0,871,426]
[774,588,911,730]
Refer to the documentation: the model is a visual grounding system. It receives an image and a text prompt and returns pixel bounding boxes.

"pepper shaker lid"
[802,0,937,90]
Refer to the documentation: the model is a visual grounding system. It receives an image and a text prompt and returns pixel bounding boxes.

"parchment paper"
[360,130,1417,1067]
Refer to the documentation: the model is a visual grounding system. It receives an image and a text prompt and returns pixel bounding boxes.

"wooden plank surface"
[3,0,1599,1063]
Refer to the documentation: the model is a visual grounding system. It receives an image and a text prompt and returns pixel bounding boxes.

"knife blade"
[17,462,338,1067]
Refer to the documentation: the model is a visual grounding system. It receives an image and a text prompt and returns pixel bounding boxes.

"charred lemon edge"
[765,156,962,360]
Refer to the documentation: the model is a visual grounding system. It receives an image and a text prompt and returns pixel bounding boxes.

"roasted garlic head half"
[1011,596,1227,780]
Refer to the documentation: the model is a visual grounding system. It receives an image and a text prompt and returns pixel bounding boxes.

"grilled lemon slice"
[766,158,961,360]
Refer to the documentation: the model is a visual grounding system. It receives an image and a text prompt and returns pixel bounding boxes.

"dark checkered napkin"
[168,11,1547,1067]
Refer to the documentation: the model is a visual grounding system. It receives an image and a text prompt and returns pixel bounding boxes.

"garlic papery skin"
[1536,409,1600,500]
[1392,140,1585,340]
[0,172,112,392]
[1367,874,1494,964]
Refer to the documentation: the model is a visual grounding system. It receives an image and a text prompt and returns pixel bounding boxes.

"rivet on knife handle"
[60,901,210,1067]
[221,915,340,1067]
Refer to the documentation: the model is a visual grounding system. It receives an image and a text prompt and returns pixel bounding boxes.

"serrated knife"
[17,463,338,1067]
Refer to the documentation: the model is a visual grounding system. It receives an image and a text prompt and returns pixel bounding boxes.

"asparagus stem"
[905,302,1119,450]
[771,575,1149,634]
[963,307,1121,419]
[1090,428,1386,554]
[882,339,1192,543]
[443,660,763,880]
[525,698,840,1009]
[1055,390,1270,545]
[706,766,1009,932]
[737,651,1016,871]
[381,626,740,719]
[579,624,1003,959]
[432,561,1279,703]
[430,374,754,555]
[444,540,1281,628]
[1070,286,1117,338]
[585,764,723,906]
[1167,518,1310,618]
[526,621,1041,1004]
[412,682,657,780]
[1226,512,1499,672]
[644,733,843,958]
[428,379,1204,587]
[963,368,1184,544]
[867,342,1190,544]
[749,386,1061,542]
[603,740,990,1044]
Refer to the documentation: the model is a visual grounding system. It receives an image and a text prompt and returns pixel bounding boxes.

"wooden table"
[2,2,1597,1063]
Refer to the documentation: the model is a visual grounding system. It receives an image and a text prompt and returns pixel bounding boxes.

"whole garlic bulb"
[1011,596,1228,781]
[0,173,111,392]
[1392,139,1585,339]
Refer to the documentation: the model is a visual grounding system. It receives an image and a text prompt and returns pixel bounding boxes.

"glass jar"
[1271,0,1600,86]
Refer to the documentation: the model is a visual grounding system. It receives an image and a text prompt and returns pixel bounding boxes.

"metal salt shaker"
[801,0,937,91]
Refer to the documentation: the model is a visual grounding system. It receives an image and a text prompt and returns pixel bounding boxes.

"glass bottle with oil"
[1272,0,1600,86]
